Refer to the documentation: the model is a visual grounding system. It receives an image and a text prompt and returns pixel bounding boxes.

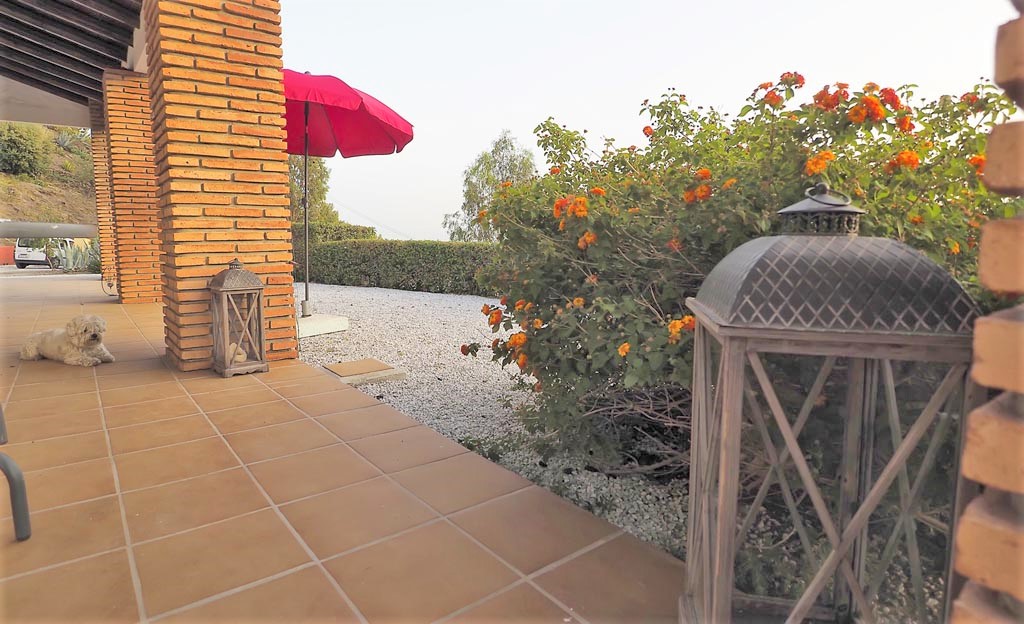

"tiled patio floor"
[0,274,684,623]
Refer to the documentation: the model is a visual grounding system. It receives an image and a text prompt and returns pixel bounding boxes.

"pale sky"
[280,1,1018,241]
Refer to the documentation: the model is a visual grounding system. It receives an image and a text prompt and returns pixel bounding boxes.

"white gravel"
[296,282,688,557]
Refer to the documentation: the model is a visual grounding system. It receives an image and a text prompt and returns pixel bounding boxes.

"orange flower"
[863,82,880,93]
[488,309,502,326]
[681,315,696,331]
[514,299,526,311]
[585,274,599,284]
[896,116,915,133]
[460,344,470,356]
[836,82,850,90]
[879,87,902,110]
[960,93,980,107]
[590,187,606,197]
[695,184,712,201]
[500,181,513,188]
[553,196,570,218]
[491,338,500,350]
[481,304,492,315]
[669,315,696,343]
[617,342,630,357]
[516,353,528,369]
[895,150,920,170]
[499,295,508,306]
[572,297,585,308]
[683,189,697,203]
[569,196,589,218]
[909,215,924,225]
[627,207,641,214]
[950,241,961,255]
[643,125,654,137]
[722,178,737,190]
[524,302,534,312]
[813,86,840,111]
[476,209,488,222]
[558,219,566,231]
[665,238,683,253]
[549,166,561,175]
[758,81,774,90]
[695,167,711,180]
[804,150,836,176]
[847,105,867,124]
[968,154,986,174]
[968,219,981,229]
[779,71,805,87]
[861,95,885,121]
[507,333,527,349]
[577,230,598,250]
[532,318,543,329]
[762,90,783,108]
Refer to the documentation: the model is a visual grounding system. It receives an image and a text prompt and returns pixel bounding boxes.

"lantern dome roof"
[693,235,978,335]
[209,259,264,291]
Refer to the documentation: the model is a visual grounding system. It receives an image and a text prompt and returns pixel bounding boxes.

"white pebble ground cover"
[296,282,688,557]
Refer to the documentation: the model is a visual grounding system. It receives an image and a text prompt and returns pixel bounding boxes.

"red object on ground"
[282,69,414,157]
[0,246,13,265]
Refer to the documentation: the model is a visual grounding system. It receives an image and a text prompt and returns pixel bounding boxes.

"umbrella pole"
[301,100,312,318]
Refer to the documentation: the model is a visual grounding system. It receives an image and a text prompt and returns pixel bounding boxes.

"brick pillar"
[88,100,116,284]
[103,70,162,303]
[143,0,296,371]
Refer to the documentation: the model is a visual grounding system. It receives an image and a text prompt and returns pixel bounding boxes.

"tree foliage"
[444,130,535,242]
[0,122,49,176]
[289,154,337,222]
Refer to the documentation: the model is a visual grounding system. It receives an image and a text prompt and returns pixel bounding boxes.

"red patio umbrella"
[282,69,414,316]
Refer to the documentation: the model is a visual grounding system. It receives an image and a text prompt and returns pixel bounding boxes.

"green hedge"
[293,221,379,281]
[310,240,496,295]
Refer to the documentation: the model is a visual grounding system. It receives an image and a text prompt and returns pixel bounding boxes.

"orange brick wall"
[143,0,296,371]
[89,100,117,284]
[103,70,162,304]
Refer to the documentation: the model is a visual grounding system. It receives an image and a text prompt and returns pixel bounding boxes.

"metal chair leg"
[0,454,30,541]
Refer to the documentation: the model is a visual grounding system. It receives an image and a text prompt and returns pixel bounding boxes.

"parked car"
[14,238,72,269]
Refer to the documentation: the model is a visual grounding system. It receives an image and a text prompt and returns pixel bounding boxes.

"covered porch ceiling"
[0,0,142,126]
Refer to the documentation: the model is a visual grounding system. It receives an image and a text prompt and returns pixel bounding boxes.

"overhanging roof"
[0,0,141,106]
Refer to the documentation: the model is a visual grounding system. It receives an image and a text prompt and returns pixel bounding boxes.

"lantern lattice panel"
[209,259,269,377]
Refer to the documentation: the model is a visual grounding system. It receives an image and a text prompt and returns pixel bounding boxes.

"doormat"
[323,358,407,386]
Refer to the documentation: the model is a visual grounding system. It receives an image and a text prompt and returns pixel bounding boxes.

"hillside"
[0,123,96,226]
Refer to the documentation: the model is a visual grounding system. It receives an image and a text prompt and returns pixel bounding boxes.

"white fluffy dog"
[20,314,115,367]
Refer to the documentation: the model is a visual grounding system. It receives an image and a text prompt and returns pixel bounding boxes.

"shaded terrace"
[0,273,684,623]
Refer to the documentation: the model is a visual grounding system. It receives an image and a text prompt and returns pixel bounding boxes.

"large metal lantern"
[680,184,981,623]
[209,259,269,377]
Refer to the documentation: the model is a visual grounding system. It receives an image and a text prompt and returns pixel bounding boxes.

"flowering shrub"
[463,74,1021,474]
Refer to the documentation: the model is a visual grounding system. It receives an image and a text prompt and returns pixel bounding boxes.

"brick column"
[88,100,116,284]
[143,0,296,371]
[103,70,162,303]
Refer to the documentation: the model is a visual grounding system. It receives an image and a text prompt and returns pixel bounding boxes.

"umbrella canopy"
[283,69,414,158]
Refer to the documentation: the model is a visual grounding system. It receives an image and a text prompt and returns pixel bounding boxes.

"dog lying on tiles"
[20,314,115,367]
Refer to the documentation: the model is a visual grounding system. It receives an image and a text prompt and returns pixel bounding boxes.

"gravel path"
[296,282,688,557]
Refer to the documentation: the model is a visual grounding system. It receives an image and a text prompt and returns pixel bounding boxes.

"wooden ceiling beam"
[61,0,140,30]
[0,2,126,61]
[0,44,102,92]
[0,18,114,70]
[0,56,102,101]
[11,0,133,45]
[0,65,88,105]
[0,31,108,80]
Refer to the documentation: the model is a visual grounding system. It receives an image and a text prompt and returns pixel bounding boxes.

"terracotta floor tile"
[290,388,381,417]
[393,452,531,514]
[100,380,186,407]
[349,425,467,473]
[123,468,268,542]
[0,458,115,517]
[95,357,170,376]
[248,444,380,504]
[206,399,305,434]
[534,533,684,624]
[272,376,352,398]
[115,436,239,491]
[449,583,570,623]
[104,396,198,428]
[5,408,103,442]
[226,419,337,463]
[7,376,97,401]
[180,373,263,395]
[0,497,124,578]
[259,364,330,385]
[3,430,108,471]
[134,508,310,616]
[0,550,138,622]
[325,521,516,623]
[108,414,216,455]
[451,486,617,574]
[13,361,95,385]
[280,477,436,558]
[3,391,99,421]
[162,566,359,623]
[113,348,162,363]
[96,367,179,390]
[191,386,281,412]
[316,403,418,441]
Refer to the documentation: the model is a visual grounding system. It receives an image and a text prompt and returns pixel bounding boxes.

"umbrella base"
[301,300,314,318]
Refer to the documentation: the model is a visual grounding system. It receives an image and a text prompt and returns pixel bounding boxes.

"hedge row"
[291,221,379,243]
[309,240,496,295]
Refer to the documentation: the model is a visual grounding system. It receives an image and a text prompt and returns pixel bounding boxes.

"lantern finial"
[778,183,865,235]
[228,258,243,271]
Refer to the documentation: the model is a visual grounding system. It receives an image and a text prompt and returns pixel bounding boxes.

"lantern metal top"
[692,234,979,336]
[779,182,865,235]
[209,259,264,292]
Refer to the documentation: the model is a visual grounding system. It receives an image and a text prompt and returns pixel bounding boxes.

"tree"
[443,130,535,242]
[289,154,338,222]
[0,122,49,176]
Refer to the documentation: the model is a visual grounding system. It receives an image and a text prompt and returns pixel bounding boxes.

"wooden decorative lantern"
[209,259,269,377]
[680,184,981,623]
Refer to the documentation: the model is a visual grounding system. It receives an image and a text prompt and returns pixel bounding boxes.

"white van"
[14,238,71,269]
